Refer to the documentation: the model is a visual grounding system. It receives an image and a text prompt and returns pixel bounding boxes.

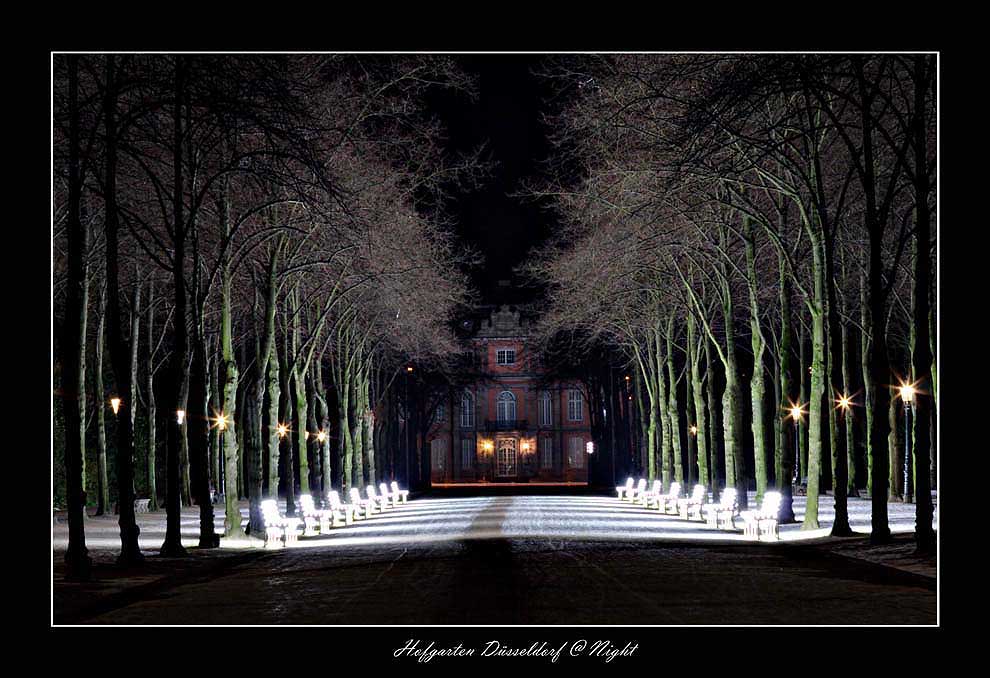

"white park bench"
[134,498,151,513]
[261,499,301,547]
[625,478,647,502]
[298,494,332,535]
[327,490,357,525]
[379,482,399,508]
[616,477,634,500]
[704,487,739,530]
[349,487,377,519]
[390,481,409,504]
[655,481,682,514]
[742,491,782,541]
[677,484,708,520]
[366,485,390,512]
[638,480,663,508]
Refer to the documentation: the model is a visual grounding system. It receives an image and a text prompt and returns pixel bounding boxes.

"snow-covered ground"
[52,491,937,551]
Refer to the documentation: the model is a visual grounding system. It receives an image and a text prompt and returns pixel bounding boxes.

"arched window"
[497,390,517,423]
[539,390,553,426]
[567,388,584,422]
[460,391,475,428]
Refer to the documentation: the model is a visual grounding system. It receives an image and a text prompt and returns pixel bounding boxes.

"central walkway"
[55,493,936,625]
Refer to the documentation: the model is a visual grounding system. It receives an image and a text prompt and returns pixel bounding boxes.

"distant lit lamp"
[216,414,228,431]
[586,441,594,455]
[277,423,288,439]
[406,366,414,373]
[109,397,121,416]
[176,409,186,425]
[899,382,916,503]
[689,425,698,436]
[317,430,327,443]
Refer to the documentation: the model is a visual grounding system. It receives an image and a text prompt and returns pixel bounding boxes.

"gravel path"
[54,493,937,625]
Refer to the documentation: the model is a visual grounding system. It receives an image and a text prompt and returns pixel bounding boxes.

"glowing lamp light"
[406,366,414,373]
[277,423,288,438]
[586,441,594,455]
[789,405,803,421]
[624,375,630,382]
[689,425,698,436]
[482,440,494,453]
[317,430,327,443]
[176,409,186,425]
[521,441,530,452]
[837,395,852,411]
[898,383,916,403]
[109,397,121,415]
[216,414,228,431]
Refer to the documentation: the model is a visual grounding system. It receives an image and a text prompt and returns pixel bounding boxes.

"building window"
[434,402,445,424]
[568,436,585,469]
[497,390,517,422]
[567,388,583,422]
[496,348,516,365]
[540,436,553,470]
[431,438,447,471]
[539,390,553,426]
[460,391,474,428]
[460,439,474,469]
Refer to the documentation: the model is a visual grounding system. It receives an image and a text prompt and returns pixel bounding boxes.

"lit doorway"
[496,438,517,477]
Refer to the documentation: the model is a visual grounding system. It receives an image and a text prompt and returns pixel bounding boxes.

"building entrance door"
[496,438,517,477]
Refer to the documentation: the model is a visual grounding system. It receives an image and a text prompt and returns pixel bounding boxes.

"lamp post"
[899,383,915,503]
[109,396,121,416]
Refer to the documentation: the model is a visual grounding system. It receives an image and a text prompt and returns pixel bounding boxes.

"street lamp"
[277,423,288,438]
[216,414,228,431]
[109,396,121,416]
[176,409,185,425]
[689,425,698,436]
[898,382,916,503]
[317,430,327,443]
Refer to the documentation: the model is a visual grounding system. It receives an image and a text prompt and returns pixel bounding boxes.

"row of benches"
[616,478,782,541]
[261,481,410,547]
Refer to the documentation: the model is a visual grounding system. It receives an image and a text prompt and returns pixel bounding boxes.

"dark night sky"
[430,55,557,306]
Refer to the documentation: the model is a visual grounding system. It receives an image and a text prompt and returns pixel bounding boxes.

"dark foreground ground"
[55,535,935,625]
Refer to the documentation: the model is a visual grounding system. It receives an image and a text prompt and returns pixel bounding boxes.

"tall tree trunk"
[664,317,684,486]
[777,251,796,522]
[61,55,92,579]
[160,55,187,557]
[220,185,244,539]
[856,57,893,544]
[267,341,281,499]
[859,268,874,495]
[743,216,768,503]
[145,280,158,510]
[103,54,147,563]
[910,54,935,552]
[888,388,900,499]
[802,232,827,530]
[704,335,721,502]
[94,282,111,516]
[128,280,142,499]
[654,332,672,491]
[720,273,747,509]
[687,314,709,490]
[362,370,376,487]
[178,358,192,506]
[841,318,858,498]
[78,216,90,511]
[315,361,331,500]
[189,315,217,548]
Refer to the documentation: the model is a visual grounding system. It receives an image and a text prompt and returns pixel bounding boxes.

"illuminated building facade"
[427,305,592,484]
